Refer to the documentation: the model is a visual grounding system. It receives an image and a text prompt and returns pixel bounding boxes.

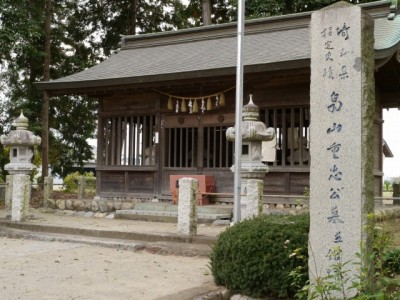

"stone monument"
[0,112,41,221]
[43,176,53,208]
[177,177,198,235]
[226,95,275,218]
[309,2,375,296]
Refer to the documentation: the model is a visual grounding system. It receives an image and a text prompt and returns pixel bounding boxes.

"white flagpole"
[233,0,245,223]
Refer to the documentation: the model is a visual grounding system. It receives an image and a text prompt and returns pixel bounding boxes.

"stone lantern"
[0,112,41,221]
[226,95,275,217]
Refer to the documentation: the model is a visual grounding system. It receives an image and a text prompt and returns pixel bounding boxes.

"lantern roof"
[0,112,41,147]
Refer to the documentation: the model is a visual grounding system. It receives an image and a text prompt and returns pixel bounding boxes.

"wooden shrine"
[36,1,400,203]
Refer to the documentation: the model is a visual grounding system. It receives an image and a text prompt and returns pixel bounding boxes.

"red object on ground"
[170,175,215,205]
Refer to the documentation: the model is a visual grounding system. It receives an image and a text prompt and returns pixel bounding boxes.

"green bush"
[63,171,95,192]
[384,248,400,275]
[210,214,309,298]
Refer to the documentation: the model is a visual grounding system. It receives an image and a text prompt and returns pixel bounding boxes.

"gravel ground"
[0,237,215,300]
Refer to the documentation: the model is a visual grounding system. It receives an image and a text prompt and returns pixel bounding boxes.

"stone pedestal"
[177,178,198,235]
[11,174,31,221]
[246,179,263,218]
[240,173,265,219]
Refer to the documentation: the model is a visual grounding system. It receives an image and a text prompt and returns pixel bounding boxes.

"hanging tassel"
[181,98,187,112]
[193,99,199,113]
[215,95,219,108]
[219,93,226,107]
[175,100,179,113]
[201,98,206,114]
[206,97,212,111]
[188,99,193,114]
[167,96,173,110]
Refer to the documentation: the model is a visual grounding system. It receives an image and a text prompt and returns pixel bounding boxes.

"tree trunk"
[129,0,137,35]
[202,0,212,26]
[41,0,52,183]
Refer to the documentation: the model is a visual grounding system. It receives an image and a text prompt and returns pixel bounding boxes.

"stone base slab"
[115,209,231,224]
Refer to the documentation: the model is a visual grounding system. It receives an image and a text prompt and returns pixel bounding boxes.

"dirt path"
[0,237,214,300]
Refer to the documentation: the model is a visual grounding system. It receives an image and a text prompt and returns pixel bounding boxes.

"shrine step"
[115,209,231,224]
[133,203,233,215]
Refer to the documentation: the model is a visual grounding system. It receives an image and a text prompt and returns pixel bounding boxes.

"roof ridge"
[121,15,310,50]
[121,0,391,50]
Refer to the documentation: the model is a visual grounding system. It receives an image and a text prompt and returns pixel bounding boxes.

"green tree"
[184,0,377,27]
[49,95,97,177]
[384,179,392,192]
[0,0,192,179]
[83,0,189,56]
[0,0,41,64]
[0,0,98,179]
[0,0,43,179]
[226,0,377,20]
[185,0,231,26]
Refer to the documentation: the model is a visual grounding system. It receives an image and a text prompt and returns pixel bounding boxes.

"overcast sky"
[383,109,400,179]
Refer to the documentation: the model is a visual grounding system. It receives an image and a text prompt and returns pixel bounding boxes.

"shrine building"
[36,1,400,203]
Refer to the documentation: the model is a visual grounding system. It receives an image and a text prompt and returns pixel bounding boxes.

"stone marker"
[246,179,263,218]
[78,176,86,199]
[309,2,375,296]
[43,176,53,209]
[177,177,198,235]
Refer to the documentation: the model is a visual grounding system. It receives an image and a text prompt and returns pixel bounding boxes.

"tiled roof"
[36,2,400,92]
[375,16,400,56]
